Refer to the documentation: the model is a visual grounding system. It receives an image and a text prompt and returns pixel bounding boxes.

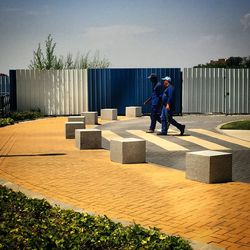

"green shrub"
[0,111,43,126]
[0,185,192,249]
[8,111,43,121]
[0,117,14,127]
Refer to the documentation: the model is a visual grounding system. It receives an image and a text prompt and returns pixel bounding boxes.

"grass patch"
[0,185,192,249]
[221,120,250,130]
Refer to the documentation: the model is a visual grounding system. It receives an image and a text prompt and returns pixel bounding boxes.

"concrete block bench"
[68,116,85,123]
[101,109,117,120]
[81,112,98,125]
[186,150,232,183]
[75,129,102,149]
[65,122,85,139]
[125,106,142,117]
[110,138,146,164]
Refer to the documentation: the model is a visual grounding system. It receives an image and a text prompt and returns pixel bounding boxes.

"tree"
[29,34,63,70]
[226,57,243,68]
[29,35,111,70]
[64,53,74,69]
[87,50,110,68]
[193,56,250,68]
[245,57,250,68]
[29,43,44,70]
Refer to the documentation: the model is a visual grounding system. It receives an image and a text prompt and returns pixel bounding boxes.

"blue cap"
[162,76,171,82]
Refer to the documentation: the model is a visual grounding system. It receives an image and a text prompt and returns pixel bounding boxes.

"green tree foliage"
[29,35,111,70]
[226,57,243,68]
[64,53,74,69]
[29,35,63,70]
[194,56,250,68]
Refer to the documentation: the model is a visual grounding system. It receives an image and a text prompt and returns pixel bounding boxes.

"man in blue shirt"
[157,76,185,136]
[144,73,163,133]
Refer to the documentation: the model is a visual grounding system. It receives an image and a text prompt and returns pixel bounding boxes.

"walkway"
[0,116,249,250]
[100,115,250,183]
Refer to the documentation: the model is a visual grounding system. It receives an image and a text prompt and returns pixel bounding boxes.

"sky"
[0,0,250,74]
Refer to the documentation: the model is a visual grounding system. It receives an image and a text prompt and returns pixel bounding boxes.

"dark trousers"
[161,107,182,133]
[150,106,161,131]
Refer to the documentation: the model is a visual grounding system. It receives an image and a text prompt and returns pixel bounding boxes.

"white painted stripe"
[189,129,250,149]
[178,135,230,151]
[156,128,179,135]
[127,130,188,151]
[102,130,123,141]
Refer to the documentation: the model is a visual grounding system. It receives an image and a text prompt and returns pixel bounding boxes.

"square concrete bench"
[68,116,85,123]
[65,122,85,139]
[75,129,102,149]
[81,112,98,125]
[110,138,146,164]
[101,109,117,120]
[186,150,232,183]
[125,106,142,117]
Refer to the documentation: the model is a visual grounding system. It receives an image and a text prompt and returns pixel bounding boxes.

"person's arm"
[166,87,173,110]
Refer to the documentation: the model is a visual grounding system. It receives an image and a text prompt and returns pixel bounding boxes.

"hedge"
[0,117,14,127]
[0,185,192,249]
[2,111,43,121]
[0,111,43,127]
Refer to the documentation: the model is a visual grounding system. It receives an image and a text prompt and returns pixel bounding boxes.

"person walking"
[144,73,163,133]
[157,76,185,136]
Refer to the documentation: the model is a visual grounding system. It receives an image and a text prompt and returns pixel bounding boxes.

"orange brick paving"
[0,117,249,250]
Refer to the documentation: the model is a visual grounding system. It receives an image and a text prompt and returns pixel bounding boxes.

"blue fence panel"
[88,68,182,115]
[88,69,112,113]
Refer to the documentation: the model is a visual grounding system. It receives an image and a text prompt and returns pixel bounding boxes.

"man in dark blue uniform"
[157,76,185,136]
[144,73,163,133]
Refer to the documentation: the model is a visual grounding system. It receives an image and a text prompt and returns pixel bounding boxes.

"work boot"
[180,125,185,136]
[157,132,167,136]
[146,129,154,133]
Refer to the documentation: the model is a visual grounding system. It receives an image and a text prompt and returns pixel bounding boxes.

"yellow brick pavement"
[0,117,249,250]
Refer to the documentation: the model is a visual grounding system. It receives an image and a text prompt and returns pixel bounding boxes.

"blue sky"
[0,0,250,74]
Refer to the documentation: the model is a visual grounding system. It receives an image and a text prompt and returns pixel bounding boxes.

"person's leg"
[157,107,167,135]
[148,106,158,132]
[156,109,162,124]
[168,111,185,135]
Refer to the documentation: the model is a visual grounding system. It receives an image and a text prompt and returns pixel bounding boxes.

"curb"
[215,121,250,142]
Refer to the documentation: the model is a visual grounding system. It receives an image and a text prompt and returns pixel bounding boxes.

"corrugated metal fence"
[183,68,250,114]
[88,68,182,115]
[0,75,10,114]
[9,68,250,115]
[13,70,88,115]
[10,68,182,115]
[0,75,9,94]
[226,69,249,114]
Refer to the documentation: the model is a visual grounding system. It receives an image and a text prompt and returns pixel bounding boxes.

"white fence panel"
[16,69,88,115]
[226,69,250,114]
[183,68,250,114]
